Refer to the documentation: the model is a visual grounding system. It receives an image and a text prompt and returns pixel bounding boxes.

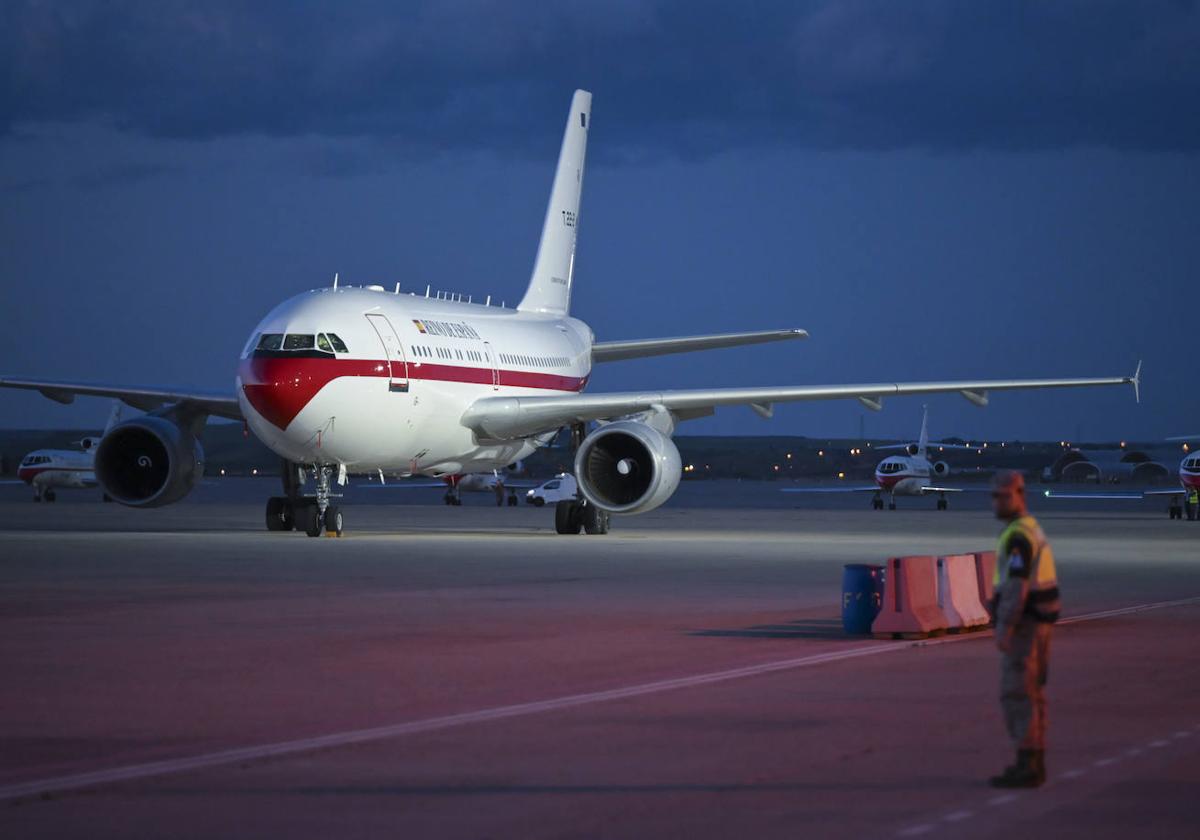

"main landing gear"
[555,497,610,535]
[936,492,949,511]
[265,461,344,538]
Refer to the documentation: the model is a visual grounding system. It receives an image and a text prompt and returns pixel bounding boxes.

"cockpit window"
[326,333,349,353]
[283,334,315,351]
[316,333,333,353]
[256,333,284,351]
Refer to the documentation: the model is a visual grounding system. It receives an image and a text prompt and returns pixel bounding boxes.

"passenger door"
[483,341,499,390]
[365,313,410,393]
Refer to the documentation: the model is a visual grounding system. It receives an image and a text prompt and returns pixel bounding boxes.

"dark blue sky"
[1,1,1196,441]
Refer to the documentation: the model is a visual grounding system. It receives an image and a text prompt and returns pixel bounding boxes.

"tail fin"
[518,90,592,316]
[917,404,929,457]
[103,400,123,434]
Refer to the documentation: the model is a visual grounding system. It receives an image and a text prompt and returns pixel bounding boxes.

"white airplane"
[14,403,122,502]
[364,462,534,506]
[781,406,983,510]
[1044,435,1200,519]
[0,90,1139,537]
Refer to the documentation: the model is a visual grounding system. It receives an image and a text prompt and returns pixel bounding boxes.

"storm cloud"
[3,0,1199,157]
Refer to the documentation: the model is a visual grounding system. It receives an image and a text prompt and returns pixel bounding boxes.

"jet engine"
[574,421,682,514]
[932,461,951,477]
[905,443,920,457]
[95,416,205,507]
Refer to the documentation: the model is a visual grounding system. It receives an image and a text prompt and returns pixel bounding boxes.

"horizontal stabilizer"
[592,329,806,363]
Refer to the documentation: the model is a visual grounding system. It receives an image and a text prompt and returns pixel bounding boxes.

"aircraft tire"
[583,504,610,535]
[555,500,582,535]
[266,497,295,531]
[298,503,323,537]
[44,490,56,503]
[888,501,896,511]
[323,505,343,537]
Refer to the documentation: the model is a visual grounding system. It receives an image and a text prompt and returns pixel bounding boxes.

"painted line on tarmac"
[3,595,1198,804]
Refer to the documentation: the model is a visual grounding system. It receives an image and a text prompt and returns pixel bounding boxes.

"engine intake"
[574,421,682,514]
[933,460,950,477]
[95,416,205,507]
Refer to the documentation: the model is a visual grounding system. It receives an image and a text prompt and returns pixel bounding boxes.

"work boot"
[989,749,1044,788]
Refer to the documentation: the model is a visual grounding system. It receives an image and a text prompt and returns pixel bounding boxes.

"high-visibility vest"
[1189,489,1199,504]
[995,514,1060,623]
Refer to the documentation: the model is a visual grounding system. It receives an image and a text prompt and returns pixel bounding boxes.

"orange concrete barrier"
[973,551,997,609]
[872,555,949,639]
[937,554,991,632]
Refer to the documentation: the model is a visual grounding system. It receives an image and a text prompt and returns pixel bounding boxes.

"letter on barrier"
[873,555,949,638]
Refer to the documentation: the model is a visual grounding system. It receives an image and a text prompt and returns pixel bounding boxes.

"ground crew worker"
[1187,487,1198,521]
[988,470,1060,788]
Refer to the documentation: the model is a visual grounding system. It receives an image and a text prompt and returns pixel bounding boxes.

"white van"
[526,474,578,507]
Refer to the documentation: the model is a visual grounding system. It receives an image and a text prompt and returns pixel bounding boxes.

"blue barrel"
[842,564,885,635]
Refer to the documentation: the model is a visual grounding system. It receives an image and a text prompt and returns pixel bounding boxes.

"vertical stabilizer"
[103,400,124,434]
[917,404,929,458]
[518,90,592,316]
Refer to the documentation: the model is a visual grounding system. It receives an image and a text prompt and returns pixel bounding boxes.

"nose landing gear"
[264,461,344,537]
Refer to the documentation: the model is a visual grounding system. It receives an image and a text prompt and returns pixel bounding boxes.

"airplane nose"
[239,357,327,431]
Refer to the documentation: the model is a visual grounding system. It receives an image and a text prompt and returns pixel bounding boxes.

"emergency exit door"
[365,313,409,392]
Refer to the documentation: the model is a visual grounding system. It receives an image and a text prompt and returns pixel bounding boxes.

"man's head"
[992,470,1027,520]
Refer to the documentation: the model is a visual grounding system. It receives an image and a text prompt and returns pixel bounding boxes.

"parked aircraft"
[14,403,122,502]
[0,91,1138,537]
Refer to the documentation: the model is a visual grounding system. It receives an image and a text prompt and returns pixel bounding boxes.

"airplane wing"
[876,442,978,451]
[917,485,980,494]
[780,485,880,494]
[461,370,1138,440]
[591,329,806,363]
[1041,489,1169,500]
[0,377,242,421]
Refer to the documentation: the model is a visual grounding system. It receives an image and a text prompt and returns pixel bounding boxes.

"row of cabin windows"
[22,454,52,466]
[409,345,486,363]
[256,333,349,353]
[499,353,569,368]
[878,462,906,474]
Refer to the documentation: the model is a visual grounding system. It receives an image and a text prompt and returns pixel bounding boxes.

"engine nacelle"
[574,421,682,515]
[905,443,920,457]
[95,416,205,507]
[932,460,950,477]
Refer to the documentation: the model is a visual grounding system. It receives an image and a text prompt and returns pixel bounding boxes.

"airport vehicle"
[14,404,122,502]
[526,474,578,507]
[0,90,1139,537]
[781,406,986,510]
[1044,435,1200,519]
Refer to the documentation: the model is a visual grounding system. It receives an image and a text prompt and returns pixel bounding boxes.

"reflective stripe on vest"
[995,514,1060,622]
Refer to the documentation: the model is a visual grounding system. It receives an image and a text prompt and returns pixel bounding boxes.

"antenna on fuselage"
[425,284,431,298]
[333,272,339,290]
[486,295,491,306]
[394,282,400,294]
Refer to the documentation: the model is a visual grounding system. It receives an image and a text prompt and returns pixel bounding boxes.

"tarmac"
[0,478,1196,839]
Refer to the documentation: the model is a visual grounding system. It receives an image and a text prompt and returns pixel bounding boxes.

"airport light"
[773,464,780,472]
[837,471,845,480]
[219,468,226,476]
[785,452,792,460]
[251,468,258,476]
[818,450,825,457]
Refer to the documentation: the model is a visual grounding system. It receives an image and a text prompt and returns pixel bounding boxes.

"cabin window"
[256,333,284,351]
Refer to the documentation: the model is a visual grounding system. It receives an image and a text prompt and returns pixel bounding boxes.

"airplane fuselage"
[18,450,96,492]
[237,287,593,478]
[874,455,933,497]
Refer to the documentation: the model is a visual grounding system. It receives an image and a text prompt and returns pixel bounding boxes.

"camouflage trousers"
[1000,620,1052,750]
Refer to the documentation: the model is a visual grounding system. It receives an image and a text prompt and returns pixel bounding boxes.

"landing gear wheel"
[298,503,323,537]
[555,500,583,535]
[323,505,343,537]
[888,501,896,511]
[32,495,41,503]
[582,503,610,535]
[507,493,518,507]
[444,494,455,506]
[44,490,56,503]
[936,498,948,511]
[872,497,883,510]
[266,496,295,531]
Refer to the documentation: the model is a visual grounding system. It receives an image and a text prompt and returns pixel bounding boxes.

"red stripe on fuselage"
[238,357,588,430]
